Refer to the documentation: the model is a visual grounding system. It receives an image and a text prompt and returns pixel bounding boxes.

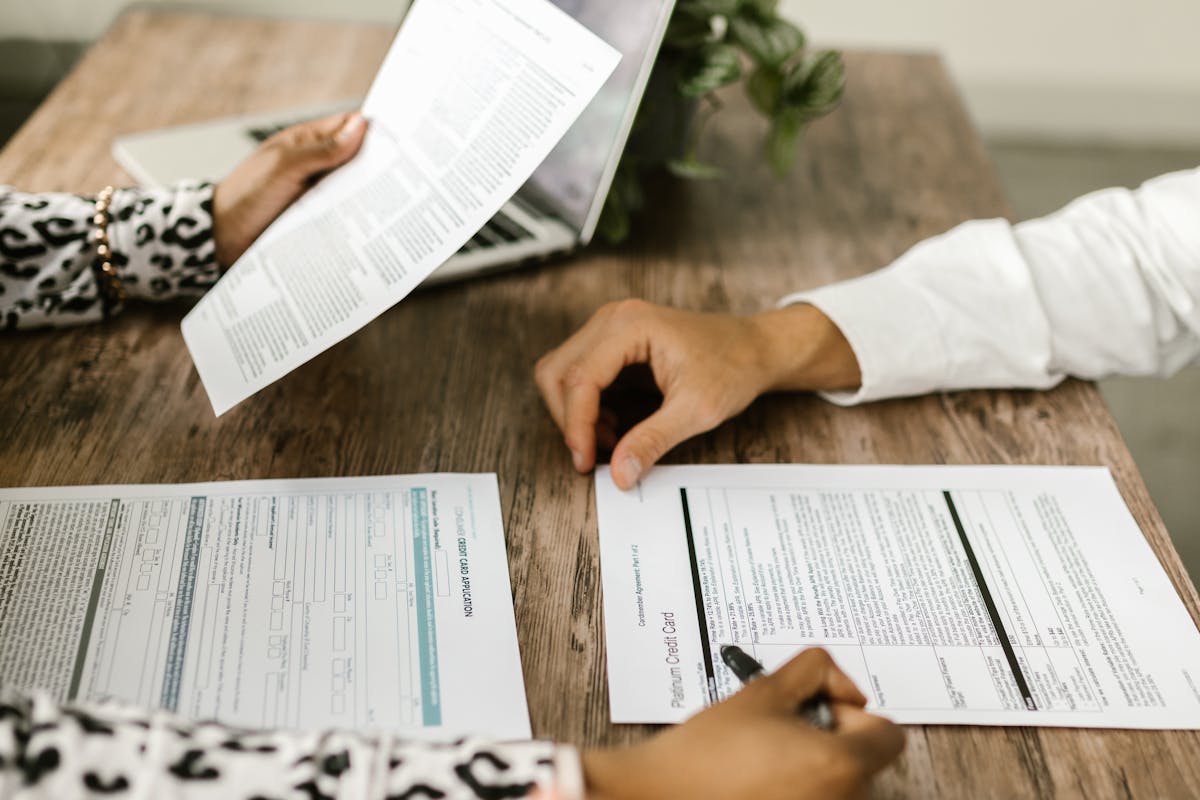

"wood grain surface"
[1,10,1198,798]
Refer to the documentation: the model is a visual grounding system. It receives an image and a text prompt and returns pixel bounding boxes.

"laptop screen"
[523,0,675,237]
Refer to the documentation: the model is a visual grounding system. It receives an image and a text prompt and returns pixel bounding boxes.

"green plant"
[598,0,845,242]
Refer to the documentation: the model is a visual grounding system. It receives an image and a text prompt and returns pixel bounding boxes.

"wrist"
[211,182,241,270]
[581,748,642,800]
[748,303,861,393]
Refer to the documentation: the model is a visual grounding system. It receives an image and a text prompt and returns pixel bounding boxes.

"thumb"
[610,398,703,490]
[755,648,868,713]
[287,111,368,177]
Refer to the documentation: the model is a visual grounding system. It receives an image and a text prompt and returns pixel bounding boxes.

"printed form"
[597,465,1200,729]
[182,0,620,415]
[0,474,531,739]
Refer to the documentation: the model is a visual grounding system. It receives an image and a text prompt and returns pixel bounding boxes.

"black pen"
[720,645,836,731]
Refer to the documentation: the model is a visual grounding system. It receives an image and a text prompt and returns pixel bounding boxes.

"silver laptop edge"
[577,2,675,246]
[112,1,677,284]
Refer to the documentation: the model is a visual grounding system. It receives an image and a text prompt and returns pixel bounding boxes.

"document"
[596,464,1200,729]
[181,0,620,415]
[0,474,531,739]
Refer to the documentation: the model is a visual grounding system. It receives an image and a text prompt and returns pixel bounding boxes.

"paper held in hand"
[597,464,1200,730]
[181,0,620,415]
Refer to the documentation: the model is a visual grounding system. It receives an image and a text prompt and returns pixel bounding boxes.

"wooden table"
[2,9,1198,798]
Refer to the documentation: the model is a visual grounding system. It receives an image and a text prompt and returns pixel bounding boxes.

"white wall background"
[4,0,1199,144]
[783,0,1200,144]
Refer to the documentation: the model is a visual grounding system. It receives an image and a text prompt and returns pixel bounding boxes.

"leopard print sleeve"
[0,692,585,800]
[0,182,220,331]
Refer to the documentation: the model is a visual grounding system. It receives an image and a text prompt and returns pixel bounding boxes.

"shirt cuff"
[778,267,950,406]
[107,180,220,302]
[780,218,1067,405]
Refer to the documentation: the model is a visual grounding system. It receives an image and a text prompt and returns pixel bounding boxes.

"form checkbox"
[333,617,346,651]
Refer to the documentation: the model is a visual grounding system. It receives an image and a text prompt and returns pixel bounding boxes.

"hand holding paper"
[183,0,620,415]
[211,111,369,268]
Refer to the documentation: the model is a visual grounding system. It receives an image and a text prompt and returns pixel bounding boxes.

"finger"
[831,705,906,775]
[281,111,368,177]
[562,378,600,472]
[757,648,868,712]
[289,110,356,140]
[534,353,568,433]
[535,301,650,463]
[323,111,368,166]
[560,338,638,472]
[533,312,612,435]
[609,397,701,489]
[332,111,368,149]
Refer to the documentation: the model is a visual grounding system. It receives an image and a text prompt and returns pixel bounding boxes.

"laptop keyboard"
[458,209,536,254]
[244,121,539,254]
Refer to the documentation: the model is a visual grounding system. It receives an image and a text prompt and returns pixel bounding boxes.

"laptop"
[112,0,677,285]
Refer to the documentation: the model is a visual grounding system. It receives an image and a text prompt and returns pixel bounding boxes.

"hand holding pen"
[721,645,836,730]
[582,647,904,800]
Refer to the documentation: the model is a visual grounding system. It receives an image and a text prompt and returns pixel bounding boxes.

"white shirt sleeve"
[779,166,1200,405]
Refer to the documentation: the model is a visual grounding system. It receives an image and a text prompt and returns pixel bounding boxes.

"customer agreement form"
[597,465,1200,729]
[0,475,531,739]
[182,0,619,415]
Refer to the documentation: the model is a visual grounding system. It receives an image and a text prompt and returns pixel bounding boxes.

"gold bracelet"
[90,186,127,316]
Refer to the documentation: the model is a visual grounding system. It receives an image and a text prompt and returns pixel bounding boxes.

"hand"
[534,300,861,490]
[582,648,903,800]
[212,111,369,268]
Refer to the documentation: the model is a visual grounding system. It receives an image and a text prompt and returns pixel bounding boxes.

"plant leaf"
[664,11,716,49]
[766,108,805,176]
[678,0,742,16]
[616,163,646,211]
[667,156,724,180]
[782,50,845,116]
[678,43,743,97]
[598,161,646,244]
[745,65,782,115]
[598,191,631,244]
[742,0,781,14]
[729,12,805,67]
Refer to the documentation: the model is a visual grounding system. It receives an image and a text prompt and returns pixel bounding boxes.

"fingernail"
[571,449,586,471]
[619,456,642,487]
[336,113,366,142]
